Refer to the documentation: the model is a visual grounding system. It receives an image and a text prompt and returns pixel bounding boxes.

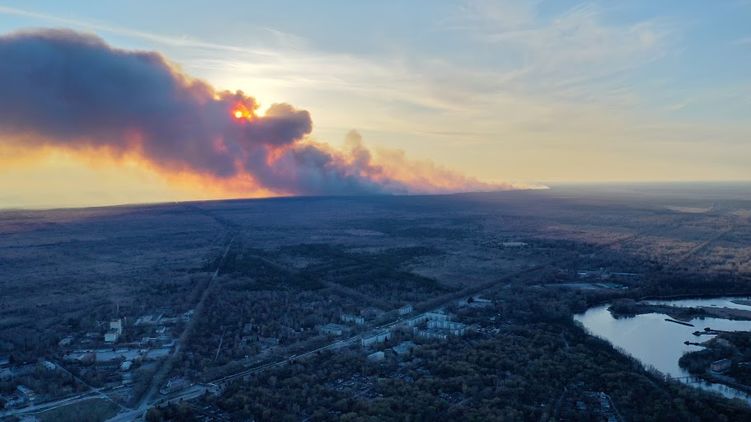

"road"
[136,236,235,409]
[104,236,235,422]
[0,390,103,418]
[0,362,129,419]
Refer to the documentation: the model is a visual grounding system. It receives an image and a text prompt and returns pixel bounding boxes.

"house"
[398,304,414,315]
[320,323,346,336]
[41,360,56,371]
[361,331,390,347]
[711,358,732,373]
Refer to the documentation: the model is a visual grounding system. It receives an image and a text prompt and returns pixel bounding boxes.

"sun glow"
[233,110,244,119]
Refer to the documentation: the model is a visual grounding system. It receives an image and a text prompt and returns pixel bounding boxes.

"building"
[105,318,124,343]
[341,314,365,325]
[425,311,449,322]
[104,331,119,343]
[16,385,35,402]
[360,307,384,319]
[319,323,346,336]
[160,377,190,395]
[120,360,133,371]
[398,304,414,315]
[405,315,428,327]
[41,360,56,371]
[135,314,163,326]
[392,341,416,356]
[361,331,390,347]
[416,329,448,341]
[110,319,123,335]
[502,241,528,247]
[182,309,195,321]
[367,351,385,362]
[427,320,467,336]
[711,358,732,373]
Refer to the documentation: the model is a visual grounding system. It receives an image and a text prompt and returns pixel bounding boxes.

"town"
[1,187,751,421]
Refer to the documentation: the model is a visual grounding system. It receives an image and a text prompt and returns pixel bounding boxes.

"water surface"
[575,297,751,403]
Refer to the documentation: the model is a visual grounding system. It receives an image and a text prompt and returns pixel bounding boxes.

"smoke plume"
[0,29,515,196]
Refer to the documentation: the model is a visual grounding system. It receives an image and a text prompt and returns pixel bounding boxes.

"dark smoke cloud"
[0,29,510,195]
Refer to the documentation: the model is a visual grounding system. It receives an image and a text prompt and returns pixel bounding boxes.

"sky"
[0,0,749,208]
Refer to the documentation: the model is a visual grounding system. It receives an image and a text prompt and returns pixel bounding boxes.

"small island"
[608,299,751,322]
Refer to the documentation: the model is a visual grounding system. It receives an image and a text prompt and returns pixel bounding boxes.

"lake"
[575,297,751,403]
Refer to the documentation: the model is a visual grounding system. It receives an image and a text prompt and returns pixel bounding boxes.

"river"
[574,297,751,403]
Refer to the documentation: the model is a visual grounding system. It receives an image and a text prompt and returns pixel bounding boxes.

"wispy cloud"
[0,5,301,55]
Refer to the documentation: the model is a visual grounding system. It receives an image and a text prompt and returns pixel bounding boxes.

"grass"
[37,398,120,422]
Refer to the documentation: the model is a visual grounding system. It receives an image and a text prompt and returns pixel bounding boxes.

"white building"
[320,323,346,336]
[367,351,385,362]
[104,331,120,343]
[110,319,123,335]
[341,314,365,325]
[425,311,448,322]
[398,304,413,315]
[416,330,448,341]
[392,341,416,356]
[135,314,163,326]
[105,318,124,342]
[427,320,467,336]
[361,331,390,347]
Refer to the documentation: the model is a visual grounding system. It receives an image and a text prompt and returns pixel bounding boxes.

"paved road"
[135,236,235,410]
[104,236,235,422]
[0,391,102,418]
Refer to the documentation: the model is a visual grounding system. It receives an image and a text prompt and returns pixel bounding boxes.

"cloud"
[0,29,514,196]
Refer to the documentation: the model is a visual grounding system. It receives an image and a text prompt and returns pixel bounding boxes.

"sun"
[233,110,244,119]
